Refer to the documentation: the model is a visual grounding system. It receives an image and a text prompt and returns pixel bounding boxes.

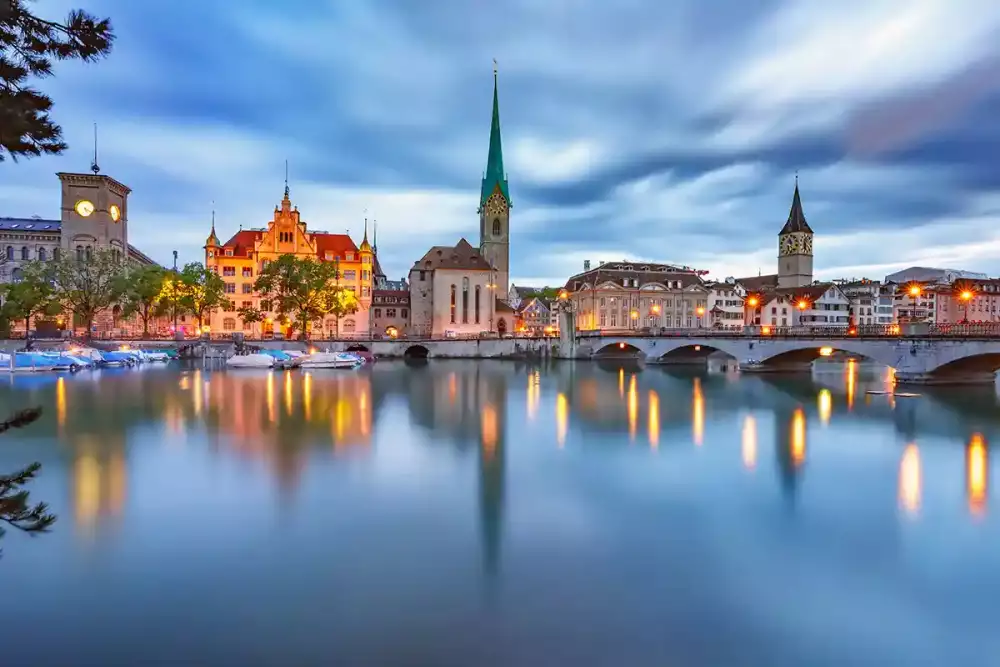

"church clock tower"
[777,178,814,289]
[479,63,511,296]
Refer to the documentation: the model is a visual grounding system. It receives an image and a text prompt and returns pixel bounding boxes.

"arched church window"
[38,248,47,261]
[76,246,83,262]
[5,247,12,260]
[492,219,501,237]
[20,247,28,260]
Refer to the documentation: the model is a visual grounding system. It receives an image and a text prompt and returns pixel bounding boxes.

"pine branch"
[0,406,41,434]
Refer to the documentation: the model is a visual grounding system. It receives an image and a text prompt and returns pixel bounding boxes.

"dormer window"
[325,251,333,260]
[346,252,355,261]
[225,249,233,257]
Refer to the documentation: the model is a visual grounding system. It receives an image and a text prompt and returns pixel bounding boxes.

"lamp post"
[172,250,179,339]
[696,305,705,328]
[907,284,921,322]
[960,290,974,324]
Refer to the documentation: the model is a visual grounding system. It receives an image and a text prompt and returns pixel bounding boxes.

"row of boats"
[0,346,176,373]
[227,350,365,369]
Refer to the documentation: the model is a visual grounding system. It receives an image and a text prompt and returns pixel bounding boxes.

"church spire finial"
[373,219,378,254]
[90,123,100,175]
[205,200,220,247]
[284,160,290,199]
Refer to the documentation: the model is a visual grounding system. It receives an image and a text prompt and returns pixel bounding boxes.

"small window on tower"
[492,219,501,237]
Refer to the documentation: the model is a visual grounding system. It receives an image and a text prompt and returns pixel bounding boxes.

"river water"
[0,360,998,666]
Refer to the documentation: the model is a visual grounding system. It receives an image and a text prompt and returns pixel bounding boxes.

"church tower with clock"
[777,178,814,289]
[478,63,511,296]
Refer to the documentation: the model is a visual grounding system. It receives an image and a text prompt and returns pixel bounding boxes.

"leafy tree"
[253,254,349,339]
[44,248,126,336]
[1,407,56,554]
[0,265,60,333]
[117,264,167,336]
[177,262,227,331]
[236,304,264,336]
[1,1,115,161]
[325,285,360,338]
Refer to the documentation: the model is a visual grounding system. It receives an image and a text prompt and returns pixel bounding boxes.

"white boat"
[296,352,363,369]
[226,353,275,368]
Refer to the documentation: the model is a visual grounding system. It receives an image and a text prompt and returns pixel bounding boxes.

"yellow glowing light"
[56,377,66,427]
[192,369,203,417]
[74,199,94,217]
[846,359,856,411]
[68,346,80,355]
[386,326,399,339]
[284,370,293,416]
[558,290,568,300]
[818,389,832,425]
[448,373,457,404]
[556,392,568,447]
[747,296,759,307]
[908,285,921,297]
[960,290,974,301]
[899,444,921,516]
[761,326,772,335]
[627,374,638,441]
[73,455,101,527]
[648,390,660,449]
[527,371,540,421]
[742,415,757,470]
[968,433,988,517]
[797,300,808,310]
[694,345,701,352]
[790,409,806,467]
[481,404,498,458]
[692,377,704,446]
[119,344,130,352]
[618,342,626,349]
[303,372,312,421]
[696,306,705,316]
[819,346,833,357]
[630,310,639,320]
[619,367,625,397]
[266,372,276,423]
[651,305,661,314]
[889,324,901,335]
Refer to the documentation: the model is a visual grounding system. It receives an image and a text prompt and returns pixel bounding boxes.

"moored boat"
[295,352,363,369]
[226,353,275,368]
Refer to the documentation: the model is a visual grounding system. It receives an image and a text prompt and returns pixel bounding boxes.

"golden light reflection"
[791,408,806,467]
[692,377,704,446]
[627,374,638,441]
[968,433,988,517]
[284,370,293,416]
[359,390,370,437]
[266,372,276,423]
[817,389,832,426]
[648,389,660,449]
[74,455,100,525]
[527,371,540,421]
[448,373,457,405]
[56,376,66,427]
[481,404,498,459]
[618,367,624,398]
[556,392,568,447]
[742,415,757,470]
[303,372,312,421]
[898,443,921,516]
[846,359,856,411]
[193,369,203,416]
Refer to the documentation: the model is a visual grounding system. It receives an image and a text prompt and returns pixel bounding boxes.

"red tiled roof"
[313,233,358,260]
[222,230,259,257]
[412,238,492,271]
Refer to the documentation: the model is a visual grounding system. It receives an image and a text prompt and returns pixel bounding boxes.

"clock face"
[75,200,95,217]
[485,193,507,218]
[109,204,121,222]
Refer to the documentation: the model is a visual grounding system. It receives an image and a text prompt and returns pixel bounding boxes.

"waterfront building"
[204,184,374,338]
[371,283,410,338]
[515,297,553,335]
[834,279,894,326]
[704,279,746,330]
[562,260,709,332]
[0,169,157,335]
[754,284,852,328]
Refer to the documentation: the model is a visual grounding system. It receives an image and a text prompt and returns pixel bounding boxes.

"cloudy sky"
[4,0,1000,286]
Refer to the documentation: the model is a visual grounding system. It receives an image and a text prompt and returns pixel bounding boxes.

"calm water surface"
[1,360,999,666]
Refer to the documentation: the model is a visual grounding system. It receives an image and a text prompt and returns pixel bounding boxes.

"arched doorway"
[497,318,507,335]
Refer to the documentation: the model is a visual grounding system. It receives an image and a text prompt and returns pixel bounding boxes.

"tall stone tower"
[478,63,511,296]
[777,179,814,289]
[57,170,130,259]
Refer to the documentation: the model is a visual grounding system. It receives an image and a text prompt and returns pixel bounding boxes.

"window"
[38,248,46,261]
[344,319,356,332]
[241,301,252,309]
[85,246,93,261]
[5,247,12,260]
[325,252,334,261]
[419,270,426,281]
[346,252,354,261]
[223,318,236,331]
[223,266,235,276]
[386,308,396,318]
[450,284,457,323]
[402,308,408,318]
[492,219,501,236]
[362,270,370,280]
[242,284,252,294]
[363,256,370,265]
[475,286,481,324]
[343,270,357,280]
[462,277,469,323]
[374,308,382,318]
[225,283,236,294]
[20,247,28,260]
[225,249,233,257]
[362,287,370,297]
[242,267,253,278]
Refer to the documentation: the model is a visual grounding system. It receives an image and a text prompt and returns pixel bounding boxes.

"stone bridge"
[574,335,1000,385]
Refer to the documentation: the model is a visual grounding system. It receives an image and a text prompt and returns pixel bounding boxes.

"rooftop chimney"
[584,259,591,271]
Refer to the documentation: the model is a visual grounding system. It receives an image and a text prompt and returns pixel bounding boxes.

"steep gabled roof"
[413,238,493,271]
[779,182,813,235]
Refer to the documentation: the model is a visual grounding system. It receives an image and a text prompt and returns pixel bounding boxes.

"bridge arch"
[656,343,738,362]
[345,343,370,352]
[593,341,647,358]
[922,348,1000,382]
[590,337,746,361]
[753,340,901,369]
[403,344,429,359]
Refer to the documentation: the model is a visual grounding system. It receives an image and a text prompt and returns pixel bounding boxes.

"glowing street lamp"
[797,299,809,311]
[651,304,661,314]
[960,289,975,323]
[908,285,921,297]
[747,296,759,307]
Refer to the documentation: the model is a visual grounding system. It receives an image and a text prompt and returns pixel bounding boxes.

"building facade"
[563,261,710,332]
[1,169,156,335]
[756,284,851,328]
[515,297,553,335]
[705,279,746,329]
[777,180,814,289]
[204,186,373,338]
[371,287,410,338]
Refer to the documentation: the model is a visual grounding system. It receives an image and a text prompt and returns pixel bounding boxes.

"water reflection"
[2,361,1000,665]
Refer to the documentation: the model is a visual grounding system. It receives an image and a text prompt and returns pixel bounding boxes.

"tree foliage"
[251,254,357,338]
[0,407,56,554]
[44,247,125,335]
[0,266,60,332]
[0,1,115,161]
[117,264,167,336]
[177,262,227,330]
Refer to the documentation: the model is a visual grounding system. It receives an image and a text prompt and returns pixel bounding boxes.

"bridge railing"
[576,323,1000,339]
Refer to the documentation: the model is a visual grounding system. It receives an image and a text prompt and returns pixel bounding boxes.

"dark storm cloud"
[4,0,1000,280]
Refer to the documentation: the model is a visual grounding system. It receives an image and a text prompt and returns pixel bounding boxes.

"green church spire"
[480,61,510,209]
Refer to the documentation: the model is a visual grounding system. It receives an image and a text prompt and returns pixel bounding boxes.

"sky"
[3,0,1000,286]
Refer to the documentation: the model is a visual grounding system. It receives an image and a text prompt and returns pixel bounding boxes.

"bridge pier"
[894,371,999,386]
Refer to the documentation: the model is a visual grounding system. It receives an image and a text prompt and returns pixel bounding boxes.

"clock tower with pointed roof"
[479,63,511,296]
[777,178,814,289]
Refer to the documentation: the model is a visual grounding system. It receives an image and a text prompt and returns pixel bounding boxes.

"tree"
[325,285,360,338]
[1,1,115,162]
[117,264,167,336]
[45,247,126,336]
[252,254,347,340]
[0,264,60,334]
[177,262,227,331]
[1,407,56,555]
[236,304,264,337]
